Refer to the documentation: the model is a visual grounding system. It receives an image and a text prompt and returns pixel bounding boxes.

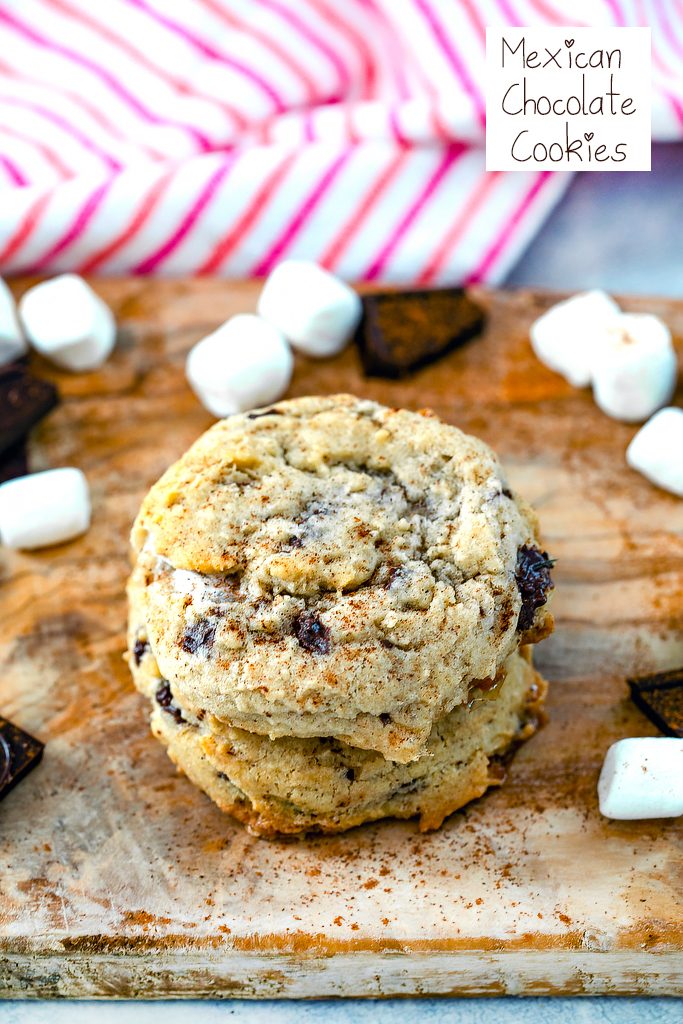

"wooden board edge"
[2,949,682,999]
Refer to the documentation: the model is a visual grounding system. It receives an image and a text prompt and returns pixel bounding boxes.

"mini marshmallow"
[257,260,362,358]
[186,314,293,418]
[530,290,621,387]
[626,407,683,496]
[592,314,677,422]
[0,467,91,550]
[598,737,683,820]
[19,274,116,371]
[0,278,27,365]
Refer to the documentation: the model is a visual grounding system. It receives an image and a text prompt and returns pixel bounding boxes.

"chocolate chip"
[0,363,59,458]
[515,545,555,632]
[502,487,513,499]
[0,715,44,800]
[247,408,282,419]
[132,638,149,665]
[293,612,331,654]
[379,713,392,725]
[180,620,216,655]
[385,565,403,588]
[155,681,185,724]
[628,668,683,738]
[345,768,356,782]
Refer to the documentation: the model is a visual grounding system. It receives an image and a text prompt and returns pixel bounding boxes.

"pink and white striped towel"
[0,0,680,283]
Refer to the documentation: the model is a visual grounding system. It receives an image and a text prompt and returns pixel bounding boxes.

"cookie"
[133,646,546,836]
[129,395,553,762]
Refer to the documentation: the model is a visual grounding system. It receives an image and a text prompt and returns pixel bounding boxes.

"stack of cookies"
[127,395,553,836]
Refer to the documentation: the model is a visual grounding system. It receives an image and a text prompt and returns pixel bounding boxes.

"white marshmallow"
[626,407,683,496]
[0,278,27,365]
[19,274,116,371]
[530,290,621,387]
[257,260,362,358]
[592,314,677,422]
[186,314,293,418]
[598,737,683,820]
[0,467,91,550]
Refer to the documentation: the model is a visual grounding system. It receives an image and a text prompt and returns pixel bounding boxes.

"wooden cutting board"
[1,280,682,999]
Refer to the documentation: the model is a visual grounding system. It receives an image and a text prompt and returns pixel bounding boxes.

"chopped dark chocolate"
[0,437,28,484]
[180,620,216,655]
[155,681,186,724]
[355,287,485,378]
[515,545,555,632]
[0,362,58,458]
[293,612,331,654]
[628,668,683,738]
[132,638,149,665]
[0,715,44,800]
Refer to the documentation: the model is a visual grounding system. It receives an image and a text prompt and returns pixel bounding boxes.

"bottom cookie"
[137,648,546,837]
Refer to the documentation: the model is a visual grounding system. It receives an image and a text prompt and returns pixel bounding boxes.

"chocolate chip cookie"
[129,395,552,764]
[131,641,545,836]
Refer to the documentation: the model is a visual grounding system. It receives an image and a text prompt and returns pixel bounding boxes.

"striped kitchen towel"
[0,0,680,283]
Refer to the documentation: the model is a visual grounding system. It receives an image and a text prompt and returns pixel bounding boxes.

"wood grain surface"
[1,280,682,998]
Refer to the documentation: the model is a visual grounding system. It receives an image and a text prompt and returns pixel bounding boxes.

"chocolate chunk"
[0,715,44,800]
[0,438,28,484]
[345,767,356,782]
[132,638,149,665]
[0,362,59,458]
[293,612,331,654]
[379,713,392,725]
[181,620,216,655]
[628,668,683,738]
[155,681,186,724]
[515,545,555,632]
[356,288,485,378]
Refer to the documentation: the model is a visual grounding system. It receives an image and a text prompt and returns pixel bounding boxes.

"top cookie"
[129,395,551,762]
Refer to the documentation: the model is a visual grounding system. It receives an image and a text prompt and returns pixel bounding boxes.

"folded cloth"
[0,1,679,282]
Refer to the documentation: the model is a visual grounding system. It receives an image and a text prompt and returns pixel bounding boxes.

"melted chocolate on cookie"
[515,545,554,632]
[155,681,186,724]
[293,612,331,654]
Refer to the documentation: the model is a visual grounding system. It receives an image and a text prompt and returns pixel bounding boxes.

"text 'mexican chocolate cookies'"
[127,395,553,836]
